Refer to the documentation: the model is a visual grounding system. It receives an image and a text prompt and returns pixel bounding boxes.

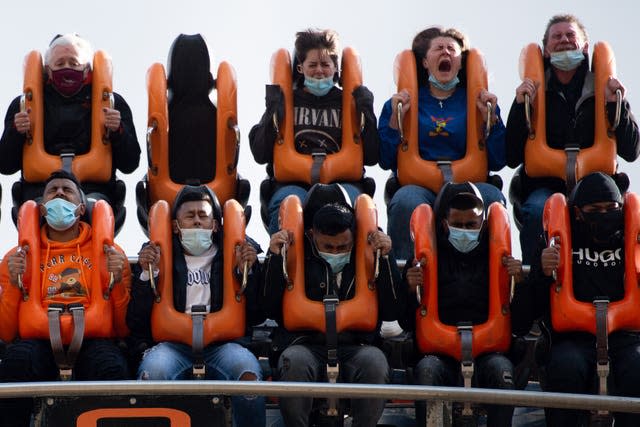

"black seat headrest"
[167,34,215,102]
[302,183,352,228]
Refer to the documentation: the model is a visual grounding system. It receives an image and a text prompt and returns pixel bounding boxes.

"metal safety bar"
[0,381,639,414]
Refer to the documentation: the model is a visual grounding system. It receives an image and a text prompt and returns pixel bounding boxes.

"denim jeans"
[519,187,555,264]
[541,332,640,427]
[277,343,389,427]
[387,183,506,261]
[0,338,129,427]
[267,183,361,234]
[137,341,265,427]
[414,353,515,427]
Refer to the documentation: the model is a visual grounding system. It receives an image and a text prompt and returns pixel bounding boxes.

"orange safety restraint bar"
[22,50,113,183]
[271,47,364,185]
[411,201,511,358]
[522,42,617,181]
[394,48,488,192]
[146,61,240,209]
[543,192,640,334]
[280,193,378,333]
[149,199,246,346]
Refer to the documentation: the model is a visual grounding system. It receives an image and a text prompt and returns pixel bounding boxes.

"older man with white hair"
[0,33,140,227]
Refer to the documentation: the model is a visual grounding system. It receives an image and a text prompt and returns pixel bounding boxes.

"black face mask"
[578,209,624,245]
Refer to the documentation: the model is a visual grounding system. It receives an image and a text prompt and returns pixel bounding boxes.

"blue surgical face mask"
[44,198,80,231]
[549,49,585,71]
[428,74,460,91]
[318,250,351,273]
[304,76,335,96]
[179,227,213,256]
[447,225,481,253]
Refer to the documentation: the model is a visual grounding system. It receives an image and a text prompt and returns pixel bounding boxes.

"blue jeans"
[519,187,555,264]
[267,183,361,234]
[414,353,514,427]
[387,183,506,261]
[0,338,129,427]
[541,332,640,427]
[138,341,265,427]
[278,343,389,427]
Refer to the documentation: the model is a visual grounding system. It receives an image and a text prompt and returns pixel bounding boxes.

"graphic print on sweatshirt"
[294,104,342,154]
[428,115,454,137]
[572,245,625,303]
[42,253,92,305]
[184,250,214,313]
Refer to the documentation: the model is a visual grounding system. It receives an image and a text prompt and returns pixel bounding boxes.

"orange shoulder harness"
[411,202,512,358]
[146,62,240,209]
[21,50,113,183]
[522,42,617,181]
[394,48,488,192]
[270,47,364,185]
[16,200,116,344]
[149,199,246,346]
[279,193,378,333]
[543,192,640,334]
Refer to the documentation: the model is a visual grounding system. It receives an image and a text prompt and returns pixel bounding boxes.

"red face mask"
[50,68,86,96]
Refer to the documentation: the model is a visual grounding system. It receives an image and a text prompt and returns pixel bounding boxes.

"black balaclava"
[569,172,624,245]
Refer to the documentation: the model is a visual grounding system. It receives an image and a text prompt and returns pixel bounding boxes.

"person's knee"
[0,341,50,381]
[355,347,388,384]
[137,346,172,380]
[390,186,425,212]
[483,356,514,389]
[544,358,589,392]
[279,346,315,381]
[414,355,446,386]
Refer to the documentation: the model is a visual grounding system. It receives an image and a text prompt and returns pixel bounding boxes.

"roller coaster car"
[508,41,623,229]
[137,34,249,235]
[12,50,126,235]
[258,47,375,231]
[384,48,501,204]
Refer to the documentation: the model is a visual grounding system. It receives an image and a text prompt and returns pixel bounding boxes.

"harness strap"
[60,151,75,174]
[437,160,454,185]
[47,303,85,381]
[311,151,327,185]
[323,294,340,417]
[458,323,474,418]
[594,298,611,421]
[565,146,580,193]
[191,304,207,380]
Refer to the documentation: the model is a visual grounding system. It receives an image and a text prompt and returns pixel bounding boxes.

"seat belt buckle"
[326,364,339,383]
[67,302,85,313]
[59,368,73,381]
[47,303,66,314]
[192,363,206,379]
[322,295,339,307]
[190,304,207,316]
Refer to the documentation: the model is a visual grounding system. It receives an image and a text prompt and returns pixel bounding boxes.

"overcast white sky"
[0,0,638,258]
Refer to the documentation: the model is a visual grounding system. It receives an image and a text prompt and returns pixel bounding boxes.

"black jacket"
[126,234,265,350]
[505,61,639,196]
[249,86,379,180]
[261,232,403,348]
[0,84,140,194]
[399,233,491,333]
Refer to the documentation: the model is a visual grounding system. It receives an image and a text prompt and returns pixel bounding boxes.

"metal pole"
[0,381,638,414]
